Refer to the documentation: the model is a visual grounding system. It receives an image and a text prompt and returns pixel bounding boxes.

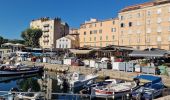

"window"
[106,36,108,40]
[147,10,151,16]
[100,22,102,26]
[112,35,115,40]
[59,44,61,48]
[90,31,93,34]
[93,30,97,34]
[146,37,150,43]
[100,43,102,47]
[94,23,96,27]
[100,36,102,41]
[129,22,132,27]
[157,8,161,14]
[120,16,124,20]
[99,29,102,33]
[106,43,108,46]
[111,28,116,32]
[120,23,125,28]
[84,31,86,35]
[137,38,140,43]
[94,37,96,41]
[112,21,115,25]
[65,45,67,48]
[137,13,141,18]
[147,19,151,25]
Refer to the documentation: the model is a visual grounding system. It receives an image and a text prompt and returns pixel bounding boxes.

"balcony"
[43,34,49,37]
[43,24,49,27]
[43,39,49,42]
[43,29,49,32]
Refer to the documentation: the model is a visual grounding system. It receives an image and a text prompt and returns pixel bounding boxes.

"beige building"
[30,17,69,49]
[79,18,119,47]
[56,34,79,49]
[118,0,170,50]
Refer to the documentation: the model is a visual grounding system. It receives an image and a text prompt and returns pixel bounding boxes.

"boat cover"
[134,75,162,84]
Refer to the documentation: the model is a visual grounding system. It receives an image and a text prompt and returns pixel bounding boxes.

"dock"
[23,61,170,87]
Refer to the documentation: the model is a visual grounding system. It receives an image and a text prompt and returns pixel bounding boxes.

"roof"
[120,0,170,13]
[129,50,169,57]
[69,49,93,54]
[65,35,76,41]
[101,45,136,51]
[134,74,162,84]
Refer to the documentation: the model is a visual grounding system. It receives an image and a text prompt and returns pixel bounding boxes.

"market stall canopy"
[2,43,15,46]
[69,49,93,54]
[129,50,169,57]
[14,43,25,47]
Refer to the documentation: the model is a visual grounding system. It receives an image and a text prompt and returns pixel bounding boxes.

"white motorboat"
[68,72,98,91]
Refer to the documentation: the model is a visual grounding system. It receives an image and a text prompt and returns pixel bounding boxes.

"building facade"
[79,18,119,47]
[30,17,69,49]
[118,0,170,50]
[56,34,79,49]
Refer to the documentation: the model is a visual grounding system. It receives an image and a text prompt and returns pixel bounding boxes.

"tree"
[21,28,42,48]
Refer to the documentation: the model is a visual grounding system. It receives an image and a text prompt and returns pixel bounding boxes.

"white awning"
[69,49,93,54]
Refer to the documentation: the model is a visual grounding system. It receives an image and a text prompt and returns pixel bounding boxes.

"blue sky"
[0,0,150,39]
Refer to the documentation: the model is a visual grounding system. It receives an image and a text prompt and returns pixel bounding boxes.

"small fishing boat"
[92,80,137,98]
[131,74,164,100]
[0,64,43,76]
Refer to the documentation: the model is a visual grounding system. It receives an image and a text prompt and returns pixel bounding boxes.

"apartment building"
[30,17,69,49]
[79,18,119,47]
[118,0,170,50]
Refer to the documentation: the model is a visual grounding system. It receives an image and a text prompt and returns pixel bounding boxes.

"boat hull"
[0,67,43,77]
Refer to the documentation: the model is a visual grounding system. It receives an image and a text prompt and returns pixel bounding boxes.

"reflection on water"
[0,71,78,100]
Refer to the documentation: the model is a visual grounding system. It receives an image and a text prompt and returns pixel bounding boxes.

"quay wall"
[23,61,170,87]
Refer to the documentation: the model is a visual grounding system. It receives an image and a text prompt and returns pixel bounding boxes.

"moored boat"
[92,80,137,98]
[0,64,43,76]
[131,74,165,100]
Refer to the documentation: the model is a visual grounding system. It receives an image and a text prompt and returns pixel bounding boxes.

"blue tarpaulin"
[134,74,162,84]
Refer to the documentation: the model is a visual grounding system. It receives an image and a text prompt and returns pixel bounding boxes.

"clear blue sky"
[0,0,150,39]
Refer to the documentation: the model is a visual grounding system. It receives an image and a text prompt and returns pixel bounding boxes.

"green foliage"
[21,28,42,48]
[19,78,40,92]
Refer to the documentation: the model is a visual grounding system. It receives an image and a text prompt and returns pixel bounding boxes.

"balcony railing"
[43,39,49,42]
[43,34,49,37]
[43,24,49,27]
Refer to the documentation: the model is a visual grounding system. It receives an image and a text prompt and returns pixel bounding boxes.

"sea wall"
[23,61,170,87]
